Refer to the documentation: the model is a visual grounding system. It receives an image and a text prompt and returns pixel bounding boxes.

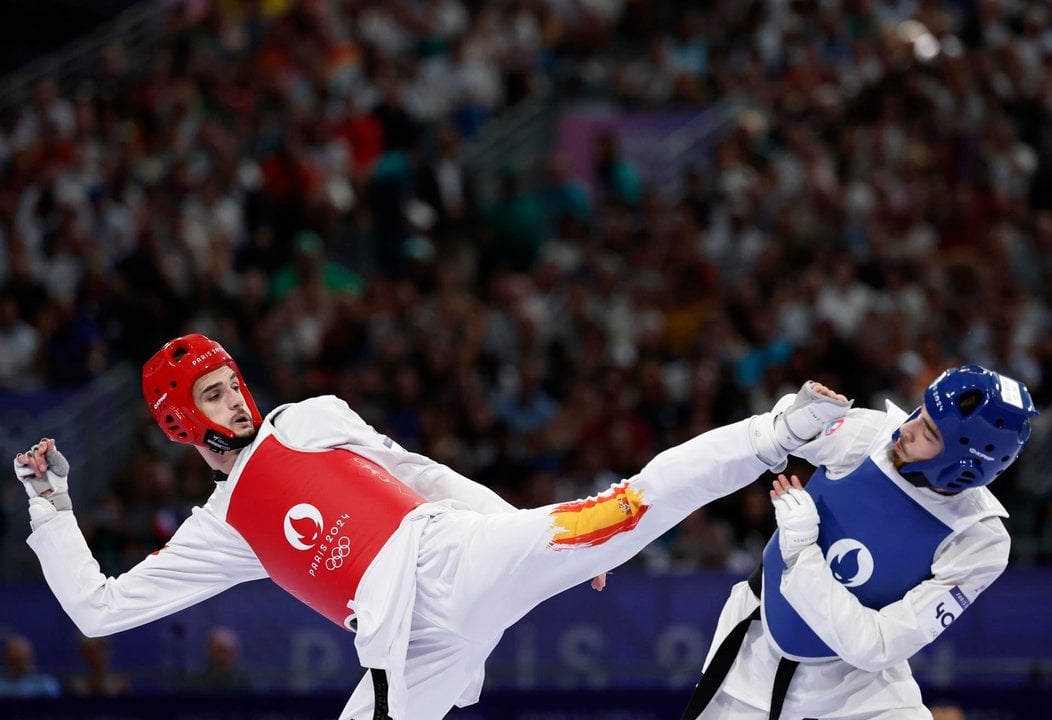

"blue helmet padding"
[894,365,1038,491]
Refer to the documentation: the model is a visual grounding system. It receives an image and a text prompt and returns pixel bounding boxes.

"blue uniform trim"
[950,585,971,610]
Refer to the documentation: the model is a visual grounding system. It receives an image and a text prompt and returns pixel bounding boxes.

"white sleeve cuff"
[28,496,61,531]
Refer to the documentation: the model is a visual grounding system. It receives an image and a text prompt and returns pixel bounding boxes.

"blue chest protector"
[762,457,952,659]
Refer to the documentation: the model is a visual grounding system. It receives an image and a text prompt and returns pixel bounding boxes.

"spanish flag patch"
[548,481,649,548]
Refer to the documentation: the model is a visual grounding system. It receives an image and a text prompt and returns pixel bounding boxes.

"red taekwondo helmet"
[893,364,1038,492]
[142,334,263,453]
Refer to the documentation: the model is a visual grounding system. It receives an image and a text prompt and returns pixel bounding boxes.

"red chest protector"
[226,434,425,630]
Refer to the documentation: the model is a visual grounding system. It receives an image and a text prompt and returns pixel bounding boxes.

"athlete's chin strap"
[202,428,257,454]
[679,565,809,720]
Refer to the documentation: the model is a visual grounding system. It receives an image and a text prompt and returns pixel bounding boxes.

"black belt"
[680,564,801,720]
[371,669,392,720]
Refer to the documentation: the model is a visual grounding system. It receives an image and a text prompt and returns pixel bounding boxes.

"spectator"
[414,124,477,248]
[593,130,642,207]
[0,634,60,698]
[481,166,547,275]
[367,136,418,279]
[66,635,132,697]
[330,92,385,184]
[182,626,257,694]
[491,356,558,443]
[9,80,75,152]
[0,293,40,389]
[930,703,967,720]
[268,231,363,301]
[538,152,591,230]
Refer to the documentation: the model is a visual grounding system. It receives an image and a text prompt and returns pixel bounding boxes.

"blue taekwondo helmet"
[893,365,1038,492]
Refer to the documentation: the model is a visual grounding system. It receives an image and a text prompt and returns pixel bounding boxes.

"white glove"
[14,439,72,518]
[750,381,853,471]
[776,381,853,450]
[773,486,819,564]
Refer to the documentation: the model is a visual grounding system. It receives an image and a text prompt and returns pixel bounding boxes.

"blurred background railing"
[0,1,165,112]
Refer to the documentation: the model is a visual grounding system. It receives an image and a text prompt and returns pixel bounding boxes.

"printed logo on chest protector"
[825,538,874,587]
[283,503,353,576]
[283,504,323,550]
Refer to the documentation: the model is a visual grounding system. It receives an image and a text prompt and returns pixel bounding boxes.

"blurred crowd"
[3,0,1052,581]
[0,625,254,698]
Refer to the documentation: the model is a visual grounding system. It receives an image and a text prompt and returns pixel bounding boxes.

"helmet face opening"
[896,365,1037,492]
[142,334,263,452]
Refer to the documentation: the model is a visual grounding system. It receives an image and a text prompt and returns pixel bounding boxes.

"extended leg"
[420,418,769,638]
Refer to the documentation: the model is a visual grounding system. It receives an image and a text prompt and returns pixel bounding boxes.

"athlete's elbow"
[843,656,893,672]
[71,615,104,638]
[79,626,110,639]
[836,646,905,672]
[67,609,118,638]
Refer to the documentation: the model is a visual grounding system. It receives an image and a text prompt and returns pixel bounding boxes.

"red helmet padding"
[142,334,263,447]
